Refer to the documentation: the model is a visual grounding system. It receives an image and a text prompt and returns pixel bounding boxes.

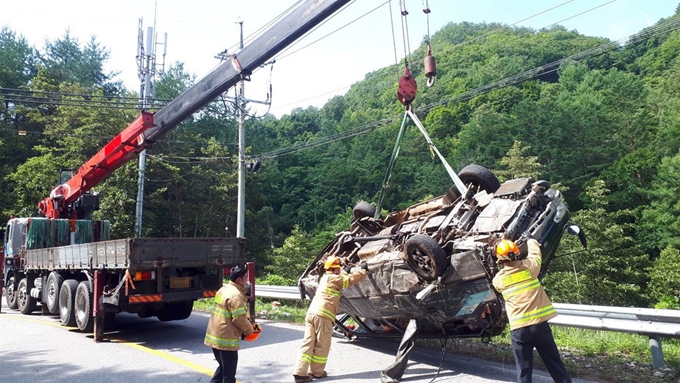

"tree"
[265,225,318,285]
[639,152,680,250]
[494,140,544,182]
[648,246,680,309]
[542,180,651,306]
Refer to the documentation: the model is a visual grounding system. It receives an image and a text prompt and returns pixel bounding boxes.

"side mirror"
[567,225,587,249]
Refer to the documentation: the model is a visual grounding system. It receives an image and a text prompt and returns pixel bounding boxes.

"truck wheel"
[59,279,79,327]
[174,301,194,320]
[45,272,64,314]
[6,276,19,310]
[404,234,447,282]
[156,303,176,322]
[75,281,94,332]
[17,277,37,314]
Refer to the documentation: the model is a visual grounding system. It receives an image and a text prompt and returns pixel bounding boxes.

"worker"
[204,264,257,383]
[293,256,369,383]
[380,319,418,383]
[492,238,572,383]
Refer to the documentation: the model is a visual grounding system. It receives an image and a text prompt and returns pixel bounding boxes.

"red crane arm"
[38,112,154,218]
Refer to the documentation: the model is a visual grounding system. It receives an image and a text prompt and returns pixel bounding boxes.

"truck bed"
[24,237,244,271]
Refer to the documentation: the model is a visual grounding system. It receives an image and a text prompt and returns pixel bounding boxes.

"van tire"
[404,234,447,281]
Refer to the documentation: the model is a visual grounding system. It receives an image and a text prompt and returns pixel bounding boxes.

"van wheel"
[353,201,376,219]
[404,234,447,282]
[59,279,79,327]
[443,164,501,204]
[75,281,94,332]
[17,277,37,314]
[6,276,18,310]
[45,272,64,314]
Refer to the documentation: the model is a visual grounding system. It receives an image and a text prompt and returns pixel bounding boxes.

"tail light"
[133,271,156,281]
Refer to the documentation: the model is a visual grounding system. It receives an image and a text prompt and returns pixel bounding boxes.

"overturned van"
[298,164,586,340]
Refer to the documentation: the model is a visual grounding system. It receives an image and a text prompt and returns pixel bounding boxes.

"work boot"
[293,374,313,383]
[311,371,328,378]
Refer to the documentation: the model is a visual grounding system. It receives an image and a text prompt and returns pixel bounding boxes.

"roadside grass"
[196,298,679,382]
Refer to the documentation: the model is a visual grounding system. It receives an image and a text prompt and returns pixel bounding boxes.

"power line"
[252,16,680,160]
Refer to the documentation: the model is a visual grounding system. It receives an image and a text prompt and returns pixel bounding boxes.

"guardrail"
[255,285,680,368]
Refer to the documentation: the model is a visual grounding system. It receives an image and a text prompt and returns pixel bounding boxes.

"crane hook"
[424,43,436,87]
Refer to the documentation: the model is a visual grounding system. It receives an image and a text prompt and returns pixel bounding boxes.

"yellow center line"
[1,313,213,377]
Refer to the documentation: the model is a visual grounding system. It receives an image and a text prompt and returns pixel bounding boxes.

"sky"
[1,0,678,118]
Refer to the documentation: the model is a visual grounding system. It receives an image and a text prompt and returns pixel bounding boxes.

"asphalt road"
[0,298,599,383]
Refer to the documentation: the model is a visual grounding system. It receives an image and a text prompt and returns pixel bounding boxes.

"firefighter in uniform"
[492,238,572,383]
[205,265,257,383]
[293,256,369,383]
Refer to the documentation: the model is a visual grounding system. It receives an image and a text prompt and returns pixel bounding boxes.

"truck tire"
[404,234,447,282]
[45,272,64,315]
[156,303,176,322]
[59,279,79,327]
[174,300,194,320]
[75,281,94,332]
[6,276,19,310]
[17,277,38,314]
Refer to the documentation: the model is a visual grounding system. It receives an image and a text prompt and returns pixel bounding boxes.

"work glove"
[360,262,369,271]
[253,323,262,333]
[343,266,352,274]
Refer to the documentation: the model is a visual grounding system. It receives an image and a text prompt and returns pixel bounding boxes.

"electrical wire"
[252,17,680,160]
[276,1,388,61]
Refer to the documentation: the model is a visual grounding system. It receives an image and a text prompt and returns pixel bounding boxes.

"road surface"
[0,298,598,383]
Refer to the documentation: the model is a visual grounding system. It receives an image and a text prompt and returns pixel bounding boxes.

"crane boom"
[36,0,351,219]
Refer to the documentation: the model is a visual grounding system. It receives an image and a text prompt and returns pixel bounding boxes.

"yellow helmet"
[324,256,341,270]
[495,239,520,262]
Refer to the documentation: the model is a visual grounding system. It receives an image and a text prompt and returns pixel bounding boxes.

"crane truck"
[2,0,352,341]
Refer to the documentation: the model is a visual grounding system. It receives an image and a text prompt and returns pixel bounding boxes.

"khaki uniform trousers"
[294,313,333,376]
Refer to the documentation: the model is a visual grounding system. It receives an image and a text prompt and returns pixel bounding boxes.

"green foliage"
[264,225,318,285]
[5,13,680,309]
[640,152,680,250]
[494,140,544,182]
[649,246,680,309]
[543,181,651,306]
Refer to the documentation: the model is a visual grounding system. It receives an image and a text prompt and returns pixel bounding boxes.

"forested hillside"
[2,6,680,309]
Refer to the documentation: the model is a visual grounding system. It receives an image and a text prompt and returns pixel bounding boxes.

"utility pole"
[214,19,271,239]
[134,15,167,238]
[236,19,246,239]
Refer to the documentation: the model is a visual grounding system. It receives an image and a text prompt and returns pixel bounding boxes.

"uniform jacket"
[308,269,368,321]
[492,239,557,330]
[204,281,254,351]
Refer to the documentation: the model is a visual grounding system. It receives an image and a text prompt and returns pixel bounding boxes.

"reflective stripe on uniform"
[311,355,328,364]
[508,304,556,326]
[502,270,532,286]
[314,307,336,321]
[204,333,240,348]
[342,276,350,289]
[323,287,340,297]
[211,304,247,319]
[502,278,541,299]
[299,353,312,363]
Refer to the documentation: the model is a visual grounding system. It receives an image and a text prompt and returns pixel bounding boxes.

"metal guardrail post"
[649,336,666,369]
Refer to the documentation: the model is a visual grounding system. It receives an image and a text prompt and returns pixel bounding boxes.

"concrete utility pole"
[214,20,271,239]
[134,16,167,238]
